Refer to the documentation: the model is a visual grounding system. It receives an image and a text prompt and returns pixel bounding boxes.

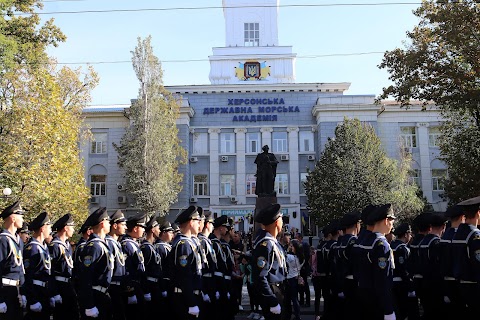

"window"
[428,127,441,147]
[246,133,261,153]
[408,169,421,187]
[300,173,308,194]
[193,133,208,154]
[220,133,235,154]
[90,175,106,196]
[272,132,288,153]
[91,133,107,154]
[400,127,417,148]
[432,169,447,191]
[244,22,259,47]
[275,174,288,195]
[193,175,208,196]
[220,175,236,196]
[299,131,314,152]
[246,174,257,195]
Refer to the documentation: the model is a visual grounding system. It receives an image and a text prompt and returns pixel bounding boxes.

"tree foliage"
[305,118,424,226]
[114,36,187,215]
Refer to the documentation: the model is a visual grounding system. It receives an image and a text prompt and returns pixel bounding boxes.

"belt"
[174,287,200,295]
[413,274,423,279]
[214,272,223,277]
[33,280,47,287]
[444,277,456,281]
[2,278,19,286]
[55,276,70,283]
[203,273,212,278]
[224,275,232,280]
[162,277,170,281]
[92,285,108,293]
[345,275,354,280]
[319,273,326,277]
[146,277,158,283]
[110,281,121,286]
[393,277,403,282]
[460,280,477,284]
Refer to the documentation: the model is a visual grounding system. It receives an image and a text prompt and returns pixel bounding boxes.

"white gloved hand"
[50,298,55,308]
[444,296,451,304]
[20,295,27,308]
[127,295,137,305]
[188,306,200,316]
[161,291,167,298]
[0,302,6,313]
[407,291,416,298]
[53,294,62,304]
[143,293,152,302]
[215,291,220,300]
[384,313,396,320]
[85,307,99,318]
[227,292,231,299]
[338,292,345,298]
[30,302,42,312]
[270,304,281,314]
[203,293,211,302]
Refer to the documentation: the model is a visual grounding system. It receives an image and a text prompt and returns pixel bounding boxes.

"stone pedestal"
[254,196,278,234]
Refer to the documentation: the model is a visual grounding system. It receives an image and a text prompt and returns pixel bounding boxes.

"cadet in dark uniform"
[452,196,480,317]
[154,221,174,319]
[209,215,229,319]
[390,223,413,320]
[78,206,114,319]
[105,210,127,320]
[49,213,79,320]
[18,222,30,245]
[0,201,26,320]
[121,213,147,320]
[356,204,396,320]
[252,203,287,320]
[167,206,203,319]
[140,216,161,316]
[440,205,465,318]
[23,211,52,320]
[321,219,341,320]
[198,212,217,320]
[73,214,94,292]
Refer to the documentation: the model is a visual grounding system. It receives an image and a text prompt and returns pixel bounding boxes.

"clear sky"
[42,0,421,106]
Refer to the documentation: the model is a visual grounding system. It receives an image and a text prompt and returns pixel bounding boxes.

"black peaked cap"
[127,212,147,228]
[255,203,282,225]
[366,204,395,224]
[87,207,109,227]
[174,205,200,225]
[52,213,75,231]
[29,212,51,231]
[0,201,25,219]
[213,215,229,229]
[445,205,463,218]
[340,210,361,228]
[145,216,159,231]
[110,209,127,224]
[160,221,174,232]
[393,223,412,236]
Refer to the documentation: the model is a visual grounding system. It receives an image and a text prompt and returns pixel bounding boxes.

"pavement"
[235,282,319,320]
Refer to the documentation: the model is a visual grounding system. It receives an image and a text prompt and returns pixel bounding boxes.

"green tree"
[114,36,187,215]
[305,118,424,226]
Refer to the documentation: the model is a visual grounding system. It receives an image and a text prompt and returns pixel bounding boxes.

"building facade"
[82,0,447,234]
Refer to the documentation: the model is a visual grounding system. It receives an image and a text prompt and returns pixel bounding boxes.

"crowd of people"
[0,195,479,320]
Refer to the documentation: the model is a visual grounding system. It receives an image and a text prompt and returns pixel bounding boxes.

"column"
[208,128,221,205]
[417,122,433,203]
[287,127,300,204]
[261,127,273,149]
[235,128,247,204]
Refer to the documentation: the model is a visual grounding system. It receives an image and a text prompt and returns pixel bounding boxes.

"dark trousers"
[285,278,300,320]
[80,290,112,320]
[0,286,22,320]
[108,284,126,320]
[246,281,260,312]
[311,276,323,317]
[53,281,80,320]
[392,281,409,320]
[123,284,145,320]
[357,288,384,320]
[259,283,285,320]
[322,277,336,320]
[172,292,201,320]
[442,280,464,319]
[144,279,161,316]
[342,278,358,319]
[459,283,478,318]
[421,281,443,320]
[24,285,53,320]
[298,272,310,306]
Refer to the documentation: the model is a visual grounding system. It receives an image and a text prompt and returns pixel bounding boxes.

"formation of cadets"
[1,195,480,319]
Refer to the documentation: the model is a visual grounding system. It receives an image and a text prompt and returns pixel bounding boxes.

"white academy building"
[81,0,447,234]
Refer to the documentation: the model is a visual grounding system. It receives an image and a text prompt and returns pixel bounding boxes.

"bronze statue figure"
[254,145,279,197]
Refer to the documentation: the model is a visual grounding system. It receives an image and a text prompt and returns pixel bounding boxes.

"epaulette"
[261,241,268,247]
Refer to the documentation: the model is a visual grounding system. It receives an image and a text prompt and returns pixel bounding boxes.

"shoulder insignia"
[26,245,32,251]
[83,255,93,267]
[398,256,405,264]
[377,241,385,247]
[88,242,94,247]
[261,241,268,247]
[178,255,188,267]
[473,235,480,241]
[257,256,266,269]
[179,240,185,245]
[24,259,30,269]
[475,250,480,262]
[378,257,387,269]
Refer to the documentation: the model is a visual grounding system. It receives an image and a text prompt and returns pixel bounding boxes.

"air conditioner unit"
[230,196,237,203]
[117,196,127,204]
[280,154,289,161]
[190,156,198,163]
[307,155,315,161]
[117,184,126,191]
[190,197,198,203]
[89,196,98,204]
[221,155,229,162]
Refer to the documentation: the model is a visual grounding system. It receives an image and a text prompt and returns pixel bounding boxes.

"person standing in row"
[210,215,229,318]
[168,205,203,319]
[73,215,94,293]
[252,203,287,320]
[198,212,216,320]
[49,213,79,320]
[0,201,27,320]
[23,211,52,320]
[140,216,161,316]
[155,221,174,319]
[105,209,127,320]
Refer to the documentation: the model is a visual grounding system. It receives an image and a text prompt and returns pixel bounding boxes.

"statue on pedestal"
[254,145,279,197]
